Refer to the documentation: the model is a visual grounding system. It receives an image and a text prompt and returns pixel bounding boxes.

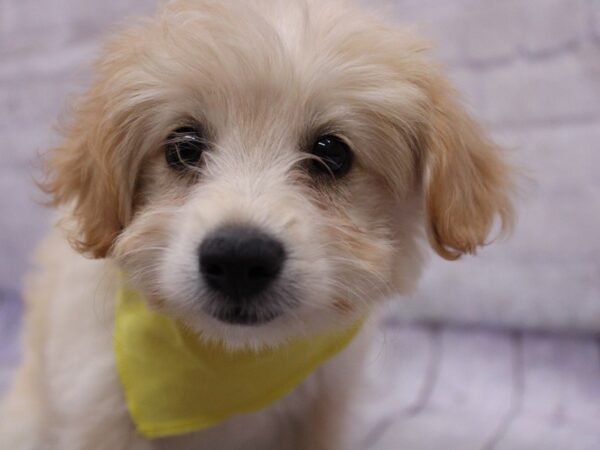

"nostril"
[202,263,225,278]
[247,265,275,280]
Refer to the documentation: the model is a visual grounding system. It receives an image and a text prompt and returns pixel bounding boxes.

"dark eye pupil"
[165,126,206,170]
[311,135,352,177]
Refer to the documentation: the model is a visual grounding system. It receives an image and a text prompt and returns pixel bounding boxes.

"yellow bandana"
[114,282,362,438]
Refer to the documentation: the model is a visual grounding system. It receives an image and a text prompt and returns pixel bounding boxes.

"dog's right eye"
[309,135,353,178]
[165,126,207,171]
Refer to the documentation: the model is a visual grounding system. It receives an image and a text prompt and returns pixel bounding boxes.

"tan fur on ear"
[42,44,145,258]
[423,78,514,260]
[43,103,133,258]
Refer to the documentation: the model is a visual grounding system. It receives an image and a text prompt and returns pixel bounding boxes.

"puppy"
[0,0,514,449]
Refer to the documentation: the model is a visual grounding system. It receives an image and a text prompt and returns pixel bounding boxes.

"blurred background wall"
[377,0,600,332]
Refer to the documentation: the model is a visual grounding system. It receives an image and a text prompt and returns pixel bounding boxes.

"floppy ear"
[43,93,135,258]
[43,58,143,258]
[422,77,514,260]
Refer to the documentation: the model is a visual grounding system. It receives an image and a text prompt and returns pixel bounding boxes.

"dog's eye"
[165,126,207,171]
[310,135,353,177]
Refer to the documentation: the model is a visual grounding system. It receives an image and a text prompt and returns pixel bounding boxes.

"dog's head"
[45,0,513,348]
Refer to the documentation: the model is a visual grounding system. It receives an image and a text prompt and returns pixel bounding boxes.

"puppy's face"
[46,0,513,348]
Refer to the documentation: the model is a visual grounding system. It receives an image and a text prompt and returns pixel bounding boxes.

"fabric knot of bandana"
[114,282,363,438]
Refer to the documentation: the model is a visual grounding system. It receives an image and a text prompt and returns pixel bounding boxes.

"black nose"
[199,225,286,300]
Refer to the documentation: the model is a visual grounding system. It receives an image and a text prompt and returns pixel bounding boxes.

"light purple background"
[1,1,599,448]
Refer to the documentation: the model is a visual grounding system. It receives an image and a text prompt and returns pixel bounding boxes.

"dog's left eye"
[309,135,353,178]
[165,126,207,171]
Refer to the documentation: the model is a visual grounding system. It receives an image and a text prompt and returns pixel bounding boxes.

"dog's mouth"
[207,305,282,326]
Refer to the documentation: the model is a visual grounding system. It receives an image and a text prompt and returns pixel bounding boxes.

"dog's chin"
[207,305,282,326]
[199,287,300,328]
[179,301,356,351]
[188,309,296,351]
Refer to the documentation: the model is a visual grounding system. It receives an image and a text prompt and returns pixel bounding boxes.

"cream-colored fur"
[0,0,514,449]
